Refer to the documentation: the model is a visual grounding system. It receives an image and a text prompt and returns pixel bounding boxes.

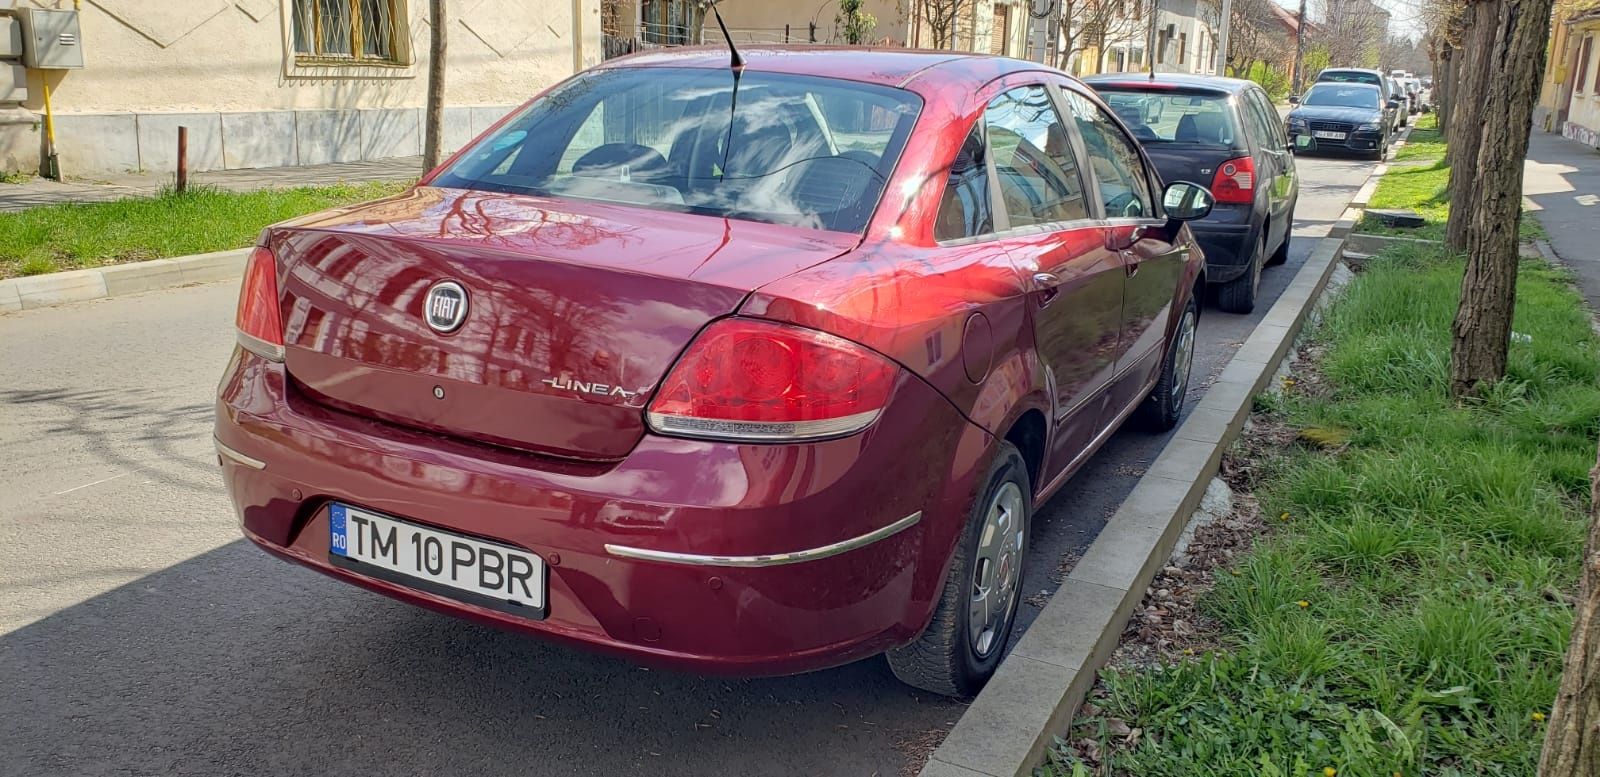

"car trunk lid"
[270,187,858,460]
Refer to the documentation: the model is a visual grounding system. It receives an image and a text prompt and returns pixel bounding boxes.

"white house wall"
[19,0,603,177]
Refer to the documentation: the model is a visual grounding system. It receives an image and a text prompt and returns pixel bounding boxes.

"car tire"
[1135,293,1198,432]
[1216,231,1263,314]
[886,442,1030,699]
[1266,207,1294,266]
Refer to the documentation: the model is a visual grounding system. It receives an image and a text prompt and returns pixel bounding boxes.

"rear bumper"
[215,348,992,676]
[1187,211,1256,284]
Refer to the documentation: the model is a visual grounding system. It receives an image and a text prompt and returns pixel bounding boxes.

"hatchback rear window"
[1317,70,1381,87]
[432,67,922,234]
[1096,90,1239,147]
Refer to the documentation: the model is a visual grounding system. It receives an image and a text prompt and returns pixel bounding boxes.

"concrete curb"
[920,161,1398,777]
[0,248,249,313]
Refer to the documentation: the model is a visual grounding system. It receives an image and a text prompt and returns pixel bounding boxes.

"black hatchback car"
[1286,82,1396,160]
[1085,74,1298,313]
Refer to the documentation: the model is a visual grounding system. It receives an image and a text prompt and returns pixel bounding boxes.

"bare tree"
[916,0,977,48]
[1540,442,1600,776]
[1224,0,1294,77]
[1446,0,1554,397]
[1058,0,1147,73]
[423,0,447,171]
[1311,0,1387,67]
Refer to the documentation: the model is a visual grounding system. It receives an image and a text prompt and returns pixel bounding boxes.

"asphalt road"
[0,154,1373,777]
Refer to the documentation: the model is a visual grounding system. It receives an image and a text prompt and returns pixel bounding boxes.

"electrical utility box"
[20,8,83,70]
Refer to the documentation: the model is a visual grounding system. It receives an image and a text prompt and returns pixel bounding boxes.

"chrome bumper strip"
[604,511,922,568]
[215,436,266,470]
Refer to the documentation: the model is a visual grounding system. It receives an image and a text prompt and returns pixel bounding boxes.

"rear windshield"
[1096,90,1240,147]
[1317,70,1381,87]
[432,67,922,234]
[1303,84,1380,109]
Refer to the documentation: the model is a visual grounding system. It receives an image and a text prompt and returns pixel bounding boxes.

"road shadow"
[1,539,962,777]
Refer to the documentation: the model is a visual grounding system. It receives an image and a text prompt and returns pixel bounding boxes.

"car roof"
[1081,72,1258,93]
[597,45,1044,89]
[1320,67,1384,75]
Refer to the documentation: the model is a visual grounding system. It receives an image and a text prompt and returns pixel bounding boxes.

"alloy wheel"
[969,480,1025,658]
[1171,306,1197,407]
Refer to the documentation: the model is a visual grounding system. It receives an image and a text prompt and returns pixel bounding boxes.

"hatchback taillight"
[646,319,897,441]
[235,245,285,362]
[1210,156,1256,204]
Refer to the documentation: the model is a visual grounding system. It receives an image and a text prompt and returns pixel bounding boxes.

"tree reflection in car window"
[1062,91,1154,219]
[433,68,922,234]
[984,85,1090,228]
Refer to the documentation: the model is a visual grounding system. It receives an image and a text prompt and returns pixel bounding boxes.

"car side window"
[1243,91,1283,152]
[934,123,995,241]
[983,85,1091,229]
[1062,90,1154,220]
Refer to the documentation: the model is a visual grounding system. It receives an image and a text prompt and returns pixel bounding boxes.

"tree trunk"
[1540,442,1600,775]
[1445,0,1497,253]
[1435,43,1453,137]
[1447,0,1554,399]
[423,0,448,171]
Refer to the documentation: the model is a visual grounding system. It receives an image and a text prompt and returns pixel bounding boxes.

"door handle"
[1032,272,1062,306]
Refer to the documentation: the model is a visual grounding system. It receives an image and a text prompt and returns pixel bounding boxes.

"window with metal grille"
[292,0,409,65]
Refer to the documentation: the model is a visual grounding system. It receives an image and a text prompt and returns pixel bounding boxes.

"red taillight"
[646,319,898,441]
[235,245,285,361]
[1210,156,1256,204]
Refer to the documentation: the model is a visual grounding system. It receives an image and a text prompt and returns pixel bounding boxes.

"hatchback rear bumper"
[1188,221,1255,283]
[215,349,992,676]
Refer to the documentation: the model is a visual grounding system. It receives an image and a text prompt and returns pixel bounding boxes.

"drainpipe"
[571,0,584,71]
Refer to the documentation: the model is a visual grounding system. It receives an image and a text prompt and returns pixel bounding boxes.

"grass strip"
[0,180,410,279]
[1357,114,1545,242]
[1046,244,1600,776]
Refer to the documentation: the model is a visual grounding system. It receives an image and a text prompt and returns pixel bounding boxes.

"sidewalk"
[1524,132,1600,311]
[0,156,424,213]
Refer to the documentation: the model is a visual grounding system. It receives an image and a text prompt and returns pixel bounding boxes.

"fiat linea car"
[215,47,1213,697]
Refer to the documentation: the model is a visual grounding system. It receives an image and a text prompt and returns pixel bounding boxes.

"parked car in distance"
[215,47,1216,699]
[1287,81,1396,160]
[1087,74,1298,314]
[1316,67,1405,129]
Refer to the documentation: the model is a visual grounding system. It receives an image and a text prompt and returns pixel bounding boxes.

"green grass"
[0,180,410,278]
[1044,245,1600,777]
[1357,115,1544,242]
[1394,112,1444,162]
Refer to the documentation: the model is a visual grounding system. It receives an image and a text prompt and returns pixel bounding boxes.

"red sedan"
[215,47,1212,697]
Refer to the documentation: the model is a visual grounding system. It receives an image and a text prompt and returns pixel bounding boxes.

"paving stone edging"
[0,248,250,313]
[920,178,1388,777]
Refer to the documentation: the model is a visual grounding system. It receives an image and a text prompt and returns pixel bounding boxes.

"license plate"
[329,503,546,615]
[1313,130,1347,140]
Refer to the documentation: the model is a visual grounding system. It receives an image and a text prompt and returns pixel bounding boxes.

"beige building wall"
[608,0,1027,54]
[19,0,602,177]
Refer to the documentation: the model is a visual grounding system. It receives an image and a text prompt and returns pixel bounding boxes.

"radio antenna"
[710,3,744,72]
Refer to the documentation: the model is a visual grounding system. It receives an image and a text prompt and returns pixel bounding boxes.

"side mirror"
[1164,181,1215,221]
[1388,98,1402,109]
[1288,95,1300,104]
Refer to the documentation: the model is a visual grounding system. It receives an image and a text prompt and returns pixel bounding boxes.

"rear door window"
[984,85,1091,228]
[1062,90,1154,220]
[934,123,995,241]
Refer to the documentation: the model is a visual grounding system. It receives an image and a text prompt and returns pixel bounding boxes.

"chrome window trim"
[604,511,923,568]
